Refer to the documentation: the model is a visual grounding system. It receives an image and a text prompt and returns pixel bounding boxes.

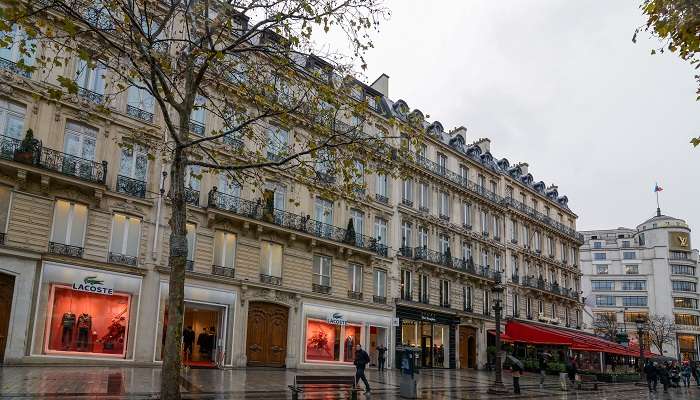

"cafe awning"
[501,320,654,357]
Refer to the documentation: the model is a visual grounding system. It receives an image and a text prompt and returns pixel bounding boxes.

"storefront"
[154,282,236,367]
[300,303,391,368]
[30,262,142,360]
[395,305,458,369]
[677,334,699,361]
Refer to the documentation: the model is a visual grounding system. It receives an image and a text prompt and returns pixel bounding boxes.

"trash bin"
[399,347,418,399]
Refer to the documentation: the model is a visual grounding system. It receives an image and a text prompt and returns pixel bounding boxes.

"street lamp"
[636,316,646,379]
[487,282,508,394]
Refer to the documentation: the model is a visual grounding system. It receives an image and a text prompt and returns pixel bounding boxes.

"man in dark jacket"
[354,344,371,393]
[538,353,547,389]
[644,360,658,392]
[658,363,670,393]
[182,326,195,359]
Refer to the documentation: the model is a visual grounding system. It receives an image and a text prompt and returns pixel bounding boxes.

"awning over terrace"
[498,320,655,357]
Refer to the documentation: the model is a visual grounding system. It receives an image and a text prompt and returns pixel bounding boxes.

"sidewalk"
[1,365,699,399]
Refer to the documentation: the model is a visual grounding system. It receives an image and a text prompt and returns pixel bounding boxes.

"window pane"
[110,214,126,253]
[186,224,196,261]
[270,243,282,277]
[0,186,10,231]
[69,203,87,247]
[224,232,236,268]
[52,200,70,244]
[125,217,140,256]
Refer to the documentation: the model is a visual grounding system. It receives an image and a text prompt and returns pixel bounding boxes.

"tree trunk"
[160,144,189,400]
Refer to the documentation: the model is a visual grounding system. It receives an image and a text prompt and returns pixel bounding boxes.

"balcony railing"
[398,246,413,258]
[126,105,154,123]
[116,175,146,198]
[315,170,336,184]
[401,293,413,301]
[185,260,194,272]
[222,134,243,150]
[0,57,31,78]
[348,290,363,300]
[208,190,389,257]
[440,302,451,309]
[401,199,414,207]
[260,274,282,285]
[184,188,200,206]
[189,120,205,136]
[373,295,387,304]
[312,283,331,294]
[500,197,584,242]
[511,275,520,284]
[374,194,388,204]
[48,242,84,258]
[212,265,235,278]
[520,275,579,300]
[109,252,138,267]
[411,246,501,281]
[77,87,104,104]
[0,136,109,184]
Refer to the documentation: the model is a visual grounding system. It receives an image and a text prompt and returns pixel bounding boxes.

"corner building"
[580,211,700,360]
[0,36,584,369]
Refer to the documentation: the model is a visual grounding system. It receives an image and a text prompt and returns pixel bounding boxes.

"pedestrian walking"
[511,361,523,394]
[644,360,658,392]
[376,344,387,372]
[538,352,547,389]
[681,362,692,387]
[692,361,700,387]
[354,344,371,393]
[658,363,670,393]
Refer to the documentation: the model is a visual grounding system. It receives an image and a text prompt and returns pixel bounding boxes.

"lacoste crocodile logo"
[84,276,104,285]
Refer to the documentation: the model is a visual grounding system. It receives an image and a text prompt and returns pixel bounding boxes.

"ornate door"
[459,326,477,369]
[0,273,15,363]
[458,327,468,369]
[246,302,288,367]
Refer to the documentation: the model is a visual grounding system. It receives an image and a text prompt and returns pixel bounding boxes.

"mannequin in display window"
[76,313,92,351]
[61,312,76,349]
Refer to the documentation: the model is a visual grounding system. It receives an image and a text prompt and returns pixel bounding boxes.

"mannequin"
[61,312,76,349]
[76,313,92,350]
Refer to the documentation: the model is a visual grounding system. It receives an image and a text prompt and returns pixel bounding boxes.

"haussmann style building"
[0,20,585,371]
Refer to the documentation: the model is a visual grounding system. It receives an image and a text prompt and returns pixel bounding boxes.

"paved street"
[1,366,699,399]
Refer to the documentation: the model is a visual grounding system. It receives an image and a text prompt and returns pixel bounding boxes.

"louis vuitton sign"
[669,232,691,251]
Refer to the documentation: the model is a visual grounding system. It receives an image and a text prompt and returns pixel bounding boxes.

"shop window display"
[305,319,363,363]
[45,285,130,357]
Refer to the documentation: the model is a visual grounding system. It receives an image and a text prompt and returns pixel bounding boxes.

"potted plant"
[14,129,39,164]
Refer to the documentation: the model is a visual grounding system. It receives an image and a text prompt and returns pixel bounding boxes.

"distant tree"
[646,314,676,355]
[634,0,700,147]
[593,312,620,341]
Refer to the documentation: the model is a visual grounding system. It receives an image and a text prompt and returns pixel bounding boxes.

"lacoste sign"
[72,275,113,295]
[327,312,347,325]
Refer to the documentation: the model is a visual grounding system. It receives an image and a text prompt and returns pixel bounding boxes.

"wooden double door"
[459,326,477,369]
[246,302,288,367]
[0,273,15,363]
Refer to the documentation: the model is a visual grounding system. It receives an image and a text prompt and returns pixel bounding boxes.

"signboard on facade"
[72,275,114,295]
[669,232,691,251]
[326,312,347,325]
[420,313,436,322]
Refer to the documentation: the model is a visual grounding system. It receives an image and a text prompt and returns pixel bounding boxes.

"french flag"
[654,183,663,193]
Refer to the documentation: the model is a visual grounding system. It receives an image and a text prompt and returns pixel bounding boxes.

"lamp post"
[488,282,508,394]
[636,316,646,379]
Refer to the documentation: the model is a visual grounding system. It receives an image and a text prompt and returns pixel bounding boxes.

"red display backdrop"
[46,285,130,357]
[343,325,361,362]
[305,320,340,361]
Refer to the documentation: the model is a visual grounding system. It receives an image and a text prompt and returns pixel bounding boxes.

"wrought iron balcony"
[77,87,104,104]
[0,57,31,78]
[419,295,429,305]
[401,198,414,207]
[109,252,138,267]
[189,120,205,136]
[520,275,579,300]
[440,302,451,309]
[511,275,520,284]
[212,265,235,278]
[463,223,472,230]
[315,170,336,184]
[116,175,146,198]
[465,305,473,313]
[439,214,449,221]
[398,246,413,258]
[499,196,584,242]
[0,135,109,184]
[348,290,363,300]
[312,283,331,294]
[126,105,154,123]
[374,193,389,204]
[48,242,84,257]
[419,206,430,213]
[184,188,200,206]
[260,274,282,285]
[401,293,413,301]
[373,295,387,304]
[222,134,243,150]
[207,190,389,257]
[185,260,194,272]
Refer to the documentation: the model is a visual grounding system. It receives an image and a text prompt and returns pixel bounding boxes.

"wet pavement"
[0,365,698,399]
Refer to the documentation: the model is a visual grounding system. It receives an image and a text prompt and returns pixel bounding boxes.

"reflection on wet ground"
[0,366,698,399]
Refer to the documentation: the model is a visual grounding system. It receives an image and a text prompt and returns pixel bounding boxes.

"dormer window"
[367,95,378,111]
[350,86,363,101]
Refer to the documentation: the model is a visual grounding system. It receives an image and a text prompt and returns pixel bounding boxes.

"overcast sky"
[354,1,699,235]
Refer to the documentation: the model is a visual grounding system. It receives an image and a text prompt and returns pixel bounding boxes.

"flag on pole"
[654,183,663,192]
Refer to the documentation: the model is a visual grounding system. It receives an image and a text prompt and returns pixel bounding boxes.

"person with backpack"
[354,344,371,393]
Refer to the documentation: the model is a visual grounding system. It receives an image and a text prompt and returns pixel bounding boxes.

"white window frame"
[313,254,332,287]
[51,200,88,247]
[348,263,363,293]
[108,213,141,257]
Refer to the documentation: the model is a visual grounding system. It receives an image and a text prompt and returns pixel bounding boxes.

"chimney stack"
[370,73,389,98]
[517,162,529,175]
[474,138,490,154]
[451,126,467,137]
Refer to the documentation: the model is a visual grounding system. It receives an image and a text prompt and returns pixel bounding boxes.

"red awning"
[502,321,654,357]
